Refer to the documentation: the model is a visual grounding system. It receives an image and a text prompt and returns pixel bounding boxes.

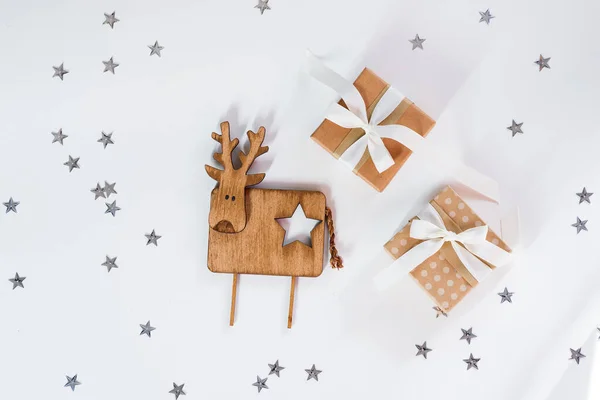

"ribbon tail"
[367,133,395,173]
[463,241,512,269]
[450,242,494,283]
[305,50,368,123]
[374,239,444,291]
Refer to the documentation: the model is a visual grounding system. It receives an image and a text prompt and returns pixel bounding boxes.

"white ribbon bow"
[374,203,512,291]
[306,50,425,173]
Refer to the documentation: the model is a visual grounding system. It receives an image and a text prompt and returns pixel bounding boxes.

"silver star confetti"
[98,131,114,148]
[103,57,119,74]
[507,120,524,137]
[91,183,106,200]
[145,230,161,246]
[4,197,19,213]
[64,155,80,172]
[101,255,118,272]
[51,128,68,145]
[9,273,26,289]
[255,0,270,14]
[535,54,551,71]
[52,63,69,80]
[569,348,586,364]
[409,34,426,50]
[479,9,495,24]
[268,360,285,377]
[415,342,433,359]
[305,364,322,381]
[498,287,514,303]
[597,327,600,340]
[460,328,477,344]
[576,187,593,204]
[169,383,186,399]
[103,181,117,197]
[572,217,588,234]
[105,200,121,217]
[148,41,164,57]
[252,376,269,393]
[433,306,448,318]
[103,12,119,29]
[139,320,156,337]
[463,354,480,370]
[64,375,81,391]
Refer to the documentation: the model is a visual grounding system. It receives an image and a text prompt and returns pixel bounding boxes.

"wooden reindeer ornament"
[206,122,343,328]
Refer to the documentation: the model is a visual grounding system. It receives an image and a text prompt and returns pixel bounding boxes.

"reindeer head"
[205,122,269,233]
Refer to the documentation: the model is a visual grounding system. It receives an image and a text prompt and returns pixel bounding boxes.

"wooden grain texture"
[205,122,269,233]
[229,274,238,326]
[287,276,297,329]
[207,188,326,277]
[311,67,436,192]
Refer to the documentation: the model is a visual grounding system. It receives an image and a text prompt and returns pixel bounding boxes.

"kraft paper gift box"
[310,67,436,192]
[383,186,512,313]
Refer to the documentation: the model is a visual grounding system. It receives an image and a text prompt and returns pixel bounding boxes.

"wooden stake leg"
[230,274,239,326]
[287,276,297,329]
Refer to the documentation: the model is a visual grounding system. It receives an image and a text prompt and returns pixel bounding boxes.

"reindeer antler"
[205,122,269,187]
[239,127,269,185]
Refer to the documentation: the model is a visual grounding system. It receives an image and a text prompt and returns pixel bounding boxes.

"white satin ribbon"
[374,203,512,291]
[305,50,501,202]
[306,50,425,173]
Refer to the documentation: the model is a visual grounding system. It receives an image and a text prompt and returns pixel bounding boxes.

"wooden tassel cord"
[325,206,344,269]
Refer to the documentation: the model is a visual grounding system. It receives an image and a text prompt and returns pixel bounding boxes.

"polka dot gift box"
[383,186,512,313]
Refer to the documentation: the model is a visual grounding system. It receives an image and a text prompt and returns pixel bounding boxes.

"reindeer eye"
[232,196,236,201]
[225,195,229,200]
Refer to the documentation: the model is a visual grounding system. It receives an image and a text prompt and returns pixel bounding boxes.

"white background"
[1,0,600,399]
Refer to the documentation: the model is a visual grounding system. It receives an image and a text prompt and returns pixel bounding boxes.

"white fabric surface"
[1,0,599,399]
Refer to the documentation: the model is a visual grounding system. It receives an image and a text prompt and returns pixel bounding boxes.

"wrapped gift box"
[310,68,436,192]
[383,186,512,313]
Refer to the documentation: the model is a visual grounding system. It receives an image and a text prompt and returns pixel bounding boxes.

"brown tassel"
[325,206,344,269]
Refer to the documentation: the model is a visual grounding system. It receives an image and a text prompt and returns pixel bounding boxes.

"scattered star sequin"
[507,120,524,137]
[576,187,593,204]
[9,273,26,290]
[51,128,68,145]
[105,200,121,217]
[433,306,448,318]
[252,376,269,393]
[97,131,114,148]
[64,156,80,172]
[148,41,164,57]
[305,364,322,381]
[409,34,426,50]
[139,321,156,337]
[64,375,81,391]
[460,328,477,345]
[103,11,119,29]
[415,342,432,359]
[91,183,106,200]
[255,0,270,14]
[597,327,600,340]
[103,181,117,197]
[103,57,119,74]
[479,9,495,24]
[569,348,586,364]
[268,360,285,377]
[498,287,514,303]
[52,63,69,80]
[572,217,588,234]
[145,230,162,246]
[101,255,118,272]
[535,54,551,71]
[169,383,186,399]
[463,354,480,370]
[3,197,19,213]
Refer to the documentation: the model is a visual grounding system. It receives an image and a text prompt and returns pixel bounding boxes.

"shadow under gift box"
[383,186,512,313]
[311,68,436,192]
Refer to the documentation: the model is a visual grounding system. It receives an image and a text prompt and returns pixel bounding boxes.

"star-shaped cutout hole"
[275,204,321,247]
